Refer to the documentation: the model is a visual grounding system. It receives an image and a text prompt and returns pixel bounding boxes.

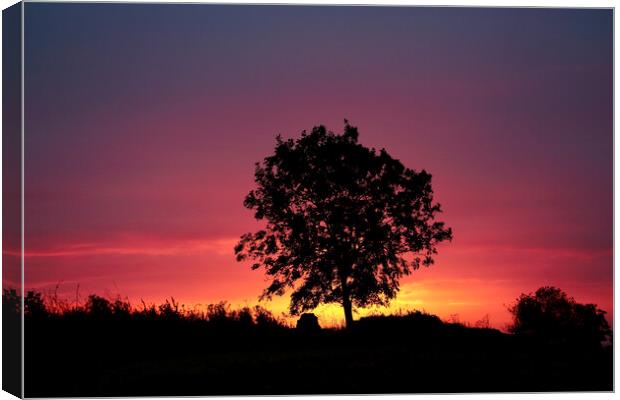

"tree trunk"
[341,276,354,329]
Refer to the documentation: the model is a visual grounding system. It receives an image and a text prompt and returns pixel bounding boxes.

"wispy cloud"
[4,237,239,258]
[446,243,612,260]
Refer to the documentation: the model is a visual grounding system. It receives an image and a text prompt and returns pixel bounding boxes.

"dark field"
[7,292,612,397]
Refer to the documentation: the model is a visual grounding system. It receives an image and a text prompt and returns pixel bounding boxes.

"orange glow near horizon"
[16,6,612,335]
[12,234,613,330]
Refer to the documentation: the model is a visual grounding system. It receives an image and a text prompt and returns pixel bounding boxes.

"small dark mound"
[296,313,320,332]
[357,311,443,331]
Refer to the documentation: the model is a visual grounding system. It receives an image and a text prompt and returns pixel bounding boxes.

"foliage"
[356,310,444,332]
[3,288,287,329]
[3,288,20,314]
[8,288,611,395]
[25,290,47,317]
[508,286,611,349]
[235,122,452,326]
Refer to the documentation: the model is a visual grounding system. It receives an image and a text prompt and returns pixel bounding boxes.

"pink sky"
[11,5,612,329]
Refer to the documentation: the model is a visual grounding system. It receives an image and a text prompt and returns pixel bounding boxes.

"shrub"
[508,286,611,349]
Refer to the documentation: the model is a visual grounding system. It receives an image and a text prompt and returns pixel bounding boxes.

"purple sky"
[13,4,612,327]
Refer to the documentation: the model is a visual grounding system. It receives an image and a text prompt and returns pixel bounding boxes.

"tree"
[235,122,452,328]
[508,286,611,349]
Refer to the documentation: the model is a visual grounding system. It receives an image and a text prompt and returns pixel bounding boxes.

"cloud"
[5,236,239,258]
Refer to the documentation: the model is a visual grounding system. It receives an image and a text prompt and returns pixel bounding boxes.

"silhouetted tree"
[235,122,452,328]
[509,286,611,349]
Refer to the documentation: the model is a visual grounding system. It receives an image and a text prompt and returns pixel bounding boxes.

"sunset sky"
[14,4,612,328]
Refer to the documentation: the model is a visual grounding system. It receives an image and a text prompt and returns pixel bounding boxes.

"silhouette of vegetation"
[2,288,22,398]
[296,313,321,332]
[508,286,611,350]
[8,287,611,396]
[235,122,452,328]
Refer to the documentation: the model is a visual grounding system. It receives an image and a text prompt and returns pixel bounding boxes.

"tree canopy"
[509,286,611,349]
[235,123,452,327]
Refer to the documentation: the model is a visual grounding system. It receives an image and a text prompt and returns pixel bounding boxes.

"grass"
[2,289,613,396]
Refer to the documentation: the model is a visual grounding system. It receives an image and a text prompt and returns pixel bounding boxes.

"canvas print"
[2,2,613,397]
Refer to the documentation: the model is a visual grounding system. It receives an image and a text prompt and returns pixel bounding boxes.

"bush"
[508,286,611,349]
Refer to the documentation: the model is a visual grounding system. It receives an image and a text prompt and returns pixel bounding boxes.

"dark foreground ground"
[21,309,612,396]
